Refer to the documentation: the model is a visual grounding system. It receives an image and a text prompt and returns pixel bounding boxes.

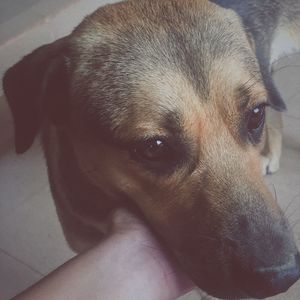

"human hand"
[106,208,194,300]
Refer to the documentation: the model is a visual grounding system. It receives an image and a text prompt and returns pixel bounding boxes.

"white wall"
[0,0,117,96]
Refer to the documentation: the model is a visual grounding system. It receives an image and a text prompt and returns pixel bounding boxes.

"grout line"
[0,247,45,277]
[285,114,300,121]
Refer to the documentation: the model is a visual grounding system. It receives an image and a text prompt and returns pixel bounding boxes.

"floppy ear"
[2,36,70,154]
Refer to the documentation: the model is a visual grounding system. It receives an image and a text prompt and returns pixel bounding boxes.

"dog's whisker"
[283,193,300,218]
[271,184,278,203]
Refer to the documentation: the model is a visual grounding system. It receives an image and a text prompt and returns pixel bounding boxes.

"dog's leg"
[261,109,283,175]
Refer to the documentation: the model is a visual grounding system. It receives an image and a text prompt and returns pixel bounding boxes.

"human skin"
[13,209,193,300]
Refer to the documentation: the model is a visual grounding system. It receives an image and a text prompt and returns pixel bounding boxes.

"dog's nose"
[246,253,300,298]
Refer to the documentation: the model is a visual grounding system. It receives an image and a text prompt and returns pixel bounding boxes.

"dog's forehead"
[74,2,250,60]
[69,0,262,133]
[71,0,252,72]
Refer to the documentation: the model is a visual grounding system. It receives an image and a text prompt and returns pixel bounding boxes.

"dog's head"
[3,0,299,298]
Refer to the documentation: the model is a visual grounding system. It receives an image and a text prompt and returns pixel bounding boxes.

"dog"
[3,0,300,298]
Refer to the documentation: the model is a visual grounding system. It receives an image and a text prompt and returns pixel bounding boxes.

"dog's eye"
[247,104,266,143]
[129,136,188,173]
[133,138,174,162]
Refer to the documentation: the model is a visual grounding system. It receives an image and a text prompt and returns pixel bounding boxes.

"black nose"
[246,253,300,299]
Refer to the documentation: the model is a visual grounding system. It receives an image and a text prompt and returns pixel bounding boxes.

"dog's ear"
[258,59,287,112]
[263,74,287,112]
[2,36,69,154]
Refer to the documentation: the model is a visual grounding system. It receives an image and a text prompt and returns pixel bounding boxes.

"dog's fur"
[3,0,300,298]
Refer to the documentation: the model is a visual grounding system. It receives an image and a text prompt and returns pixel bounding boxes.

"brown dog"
[3,0,300,298]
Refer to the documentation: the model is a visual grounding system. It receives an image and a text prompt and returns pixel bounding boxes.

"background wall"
[0,0,116,96]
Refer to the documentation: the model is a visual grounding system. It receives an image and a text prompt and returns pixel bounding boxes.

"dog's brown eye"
[134,139,172,162]
[130,136,187,173]
[248,104,265,131]
[247,104,266,143]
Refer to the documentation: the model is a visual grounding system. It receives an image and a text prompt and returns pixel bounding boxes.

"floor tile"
[0,249,42,300]
[0,186,75,275]
[0,140,49,219]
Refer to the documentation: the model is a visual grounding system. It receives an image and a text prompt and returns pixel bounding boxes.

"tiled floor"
[0,25,300,300]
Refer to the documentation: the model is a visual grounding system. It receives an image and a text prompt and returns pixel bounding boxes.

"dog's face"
[3,0,300,298]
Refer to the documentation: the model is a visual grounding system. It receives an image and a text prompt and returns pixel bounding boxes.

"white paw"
[261,155,280,175]
[268,156,280,174]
